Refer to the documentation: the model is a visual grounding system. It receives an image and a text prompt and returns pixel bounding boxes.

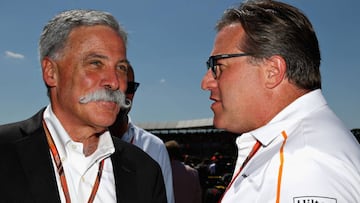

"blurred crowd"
[178,150,236,203]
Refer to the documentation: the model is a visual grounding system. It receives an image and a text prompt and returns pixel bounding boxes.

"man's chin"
[93,117,118,130]
[212,114,222,129]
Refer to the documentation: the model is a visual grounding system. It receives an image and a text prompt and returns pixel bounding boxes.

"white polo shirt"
[221,90,360,203]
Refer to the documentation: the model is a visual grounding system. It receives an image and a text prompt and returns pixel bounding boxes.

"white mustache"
[79,88,131,109]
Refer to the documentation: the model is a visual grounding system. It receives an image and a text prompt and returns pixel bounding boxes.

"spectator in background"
[165,140,202,203]
[109,64,174,203]
[201,0,360,202]
[208,152,225,176]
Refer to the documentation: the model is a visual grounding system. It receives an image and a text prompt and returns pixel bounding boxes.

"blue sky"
[0,0,359,130]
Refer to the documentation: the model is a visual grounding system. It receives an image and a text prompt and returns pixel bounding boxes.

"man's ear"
[264,55,286,89]
[42,57,58,88]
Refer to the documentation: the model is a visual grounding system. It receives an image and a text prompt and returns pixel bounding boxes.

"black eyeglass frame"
[206,53,252,79]
[126,81,140,94]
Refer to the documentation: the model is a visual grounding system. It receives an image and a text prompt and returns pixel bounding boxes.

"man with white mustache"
[0,9,166,203]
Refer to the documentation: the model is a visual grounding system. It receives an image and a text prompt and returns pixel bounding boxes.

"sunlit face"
[201,24,265,133]
[44,25,128,134]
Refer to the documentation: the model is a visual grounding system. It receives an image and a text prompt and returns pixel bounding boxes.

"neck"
[65,126,106,157]
[82,134,101,156]
[109,114,129,138]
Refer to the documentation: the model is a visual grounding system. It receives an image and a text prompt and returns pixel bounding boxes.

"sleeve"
[158,143,175,203]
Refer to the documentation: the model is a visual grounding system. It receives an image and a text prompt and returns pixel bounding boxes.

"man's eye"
[117,64,128,72]
[90,61,102,66]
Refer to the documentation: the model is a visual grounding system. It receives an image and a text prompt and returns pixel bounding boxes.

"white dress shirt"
[122,117,175,203]
[222,90,360,203]
[43,105,116,203]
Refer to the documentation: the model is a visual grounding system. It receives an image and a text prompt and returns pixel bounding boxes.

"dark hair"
[165,140,183,161]
[217,0,321,90]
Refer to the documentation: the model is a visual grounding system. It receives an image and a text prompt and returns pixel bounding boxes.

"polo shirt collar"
[249,89,326,146]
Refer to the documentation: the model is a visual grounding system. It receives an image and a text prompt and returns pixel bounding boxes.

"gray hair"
[39,9,127,62]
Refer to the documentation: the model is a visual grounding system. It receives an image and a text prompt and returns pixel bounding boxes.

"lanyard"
[130,135,135,144]
[219,140,262,203]
[42,120,104,203]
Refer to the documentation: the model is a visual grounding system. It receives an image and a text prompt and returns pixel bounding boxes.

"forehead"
[67,25,126,55]
[212,23,245,54]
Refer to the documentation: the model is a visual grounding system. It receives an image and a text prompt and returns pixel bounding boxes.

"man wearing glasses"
[110,65,175,203]
[201,0,360,202]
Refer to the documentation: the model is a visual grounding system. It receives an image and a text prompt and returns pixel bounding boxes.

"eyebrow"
[119,59,130,64]
[84,53,129,64]
[84,53,108,60]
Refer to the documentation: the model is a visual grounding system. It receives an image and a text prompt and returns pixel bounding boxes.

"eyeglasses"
[126,81,140,94]
[206,53,252,79]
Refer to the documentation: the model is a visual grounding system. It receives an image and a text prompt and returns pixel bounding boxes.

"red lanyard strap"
[219,140,262,203]
[43,120,104,203]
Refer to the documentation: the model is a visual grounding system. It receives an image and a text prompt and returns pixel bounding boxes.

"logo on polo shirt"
[293,196,337,203]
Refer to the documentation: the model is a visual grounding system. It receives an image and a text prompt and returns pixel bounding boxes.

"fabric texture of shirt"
[122,118,175,203]
[43,105,116,203]
[222,89,360,203]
